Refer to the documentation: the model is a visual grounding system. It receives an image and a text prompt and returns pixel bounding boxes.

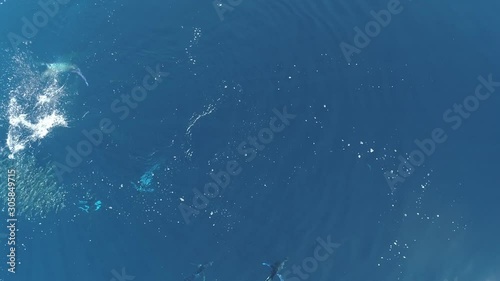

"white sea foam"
[0,52,71,218]
[5,53,69,159]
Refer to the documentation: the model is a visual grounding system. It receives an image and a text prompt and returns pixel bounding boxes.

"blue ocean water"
[0,0,499,280]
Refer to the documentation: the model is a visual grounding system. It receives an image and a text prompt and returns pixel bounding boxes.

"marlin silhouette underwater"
[263,258,288,281]
[42,62,89,86]
[183,261,213,281]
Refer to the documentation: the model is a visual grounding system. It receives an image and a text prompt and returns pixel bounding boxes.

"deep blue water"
[0,0,500,281]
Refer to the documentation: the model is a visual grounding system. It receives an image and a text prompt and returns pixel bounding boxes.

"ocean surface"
[0,0,499,280]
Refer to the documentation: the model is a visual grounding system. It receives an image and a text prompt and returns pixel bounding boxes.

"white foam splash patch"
[5,53,69,159]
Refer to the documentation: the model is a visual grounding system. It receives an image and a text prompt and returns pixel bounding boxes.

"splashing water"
[5,53,70,159]
[0,52,75,219]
